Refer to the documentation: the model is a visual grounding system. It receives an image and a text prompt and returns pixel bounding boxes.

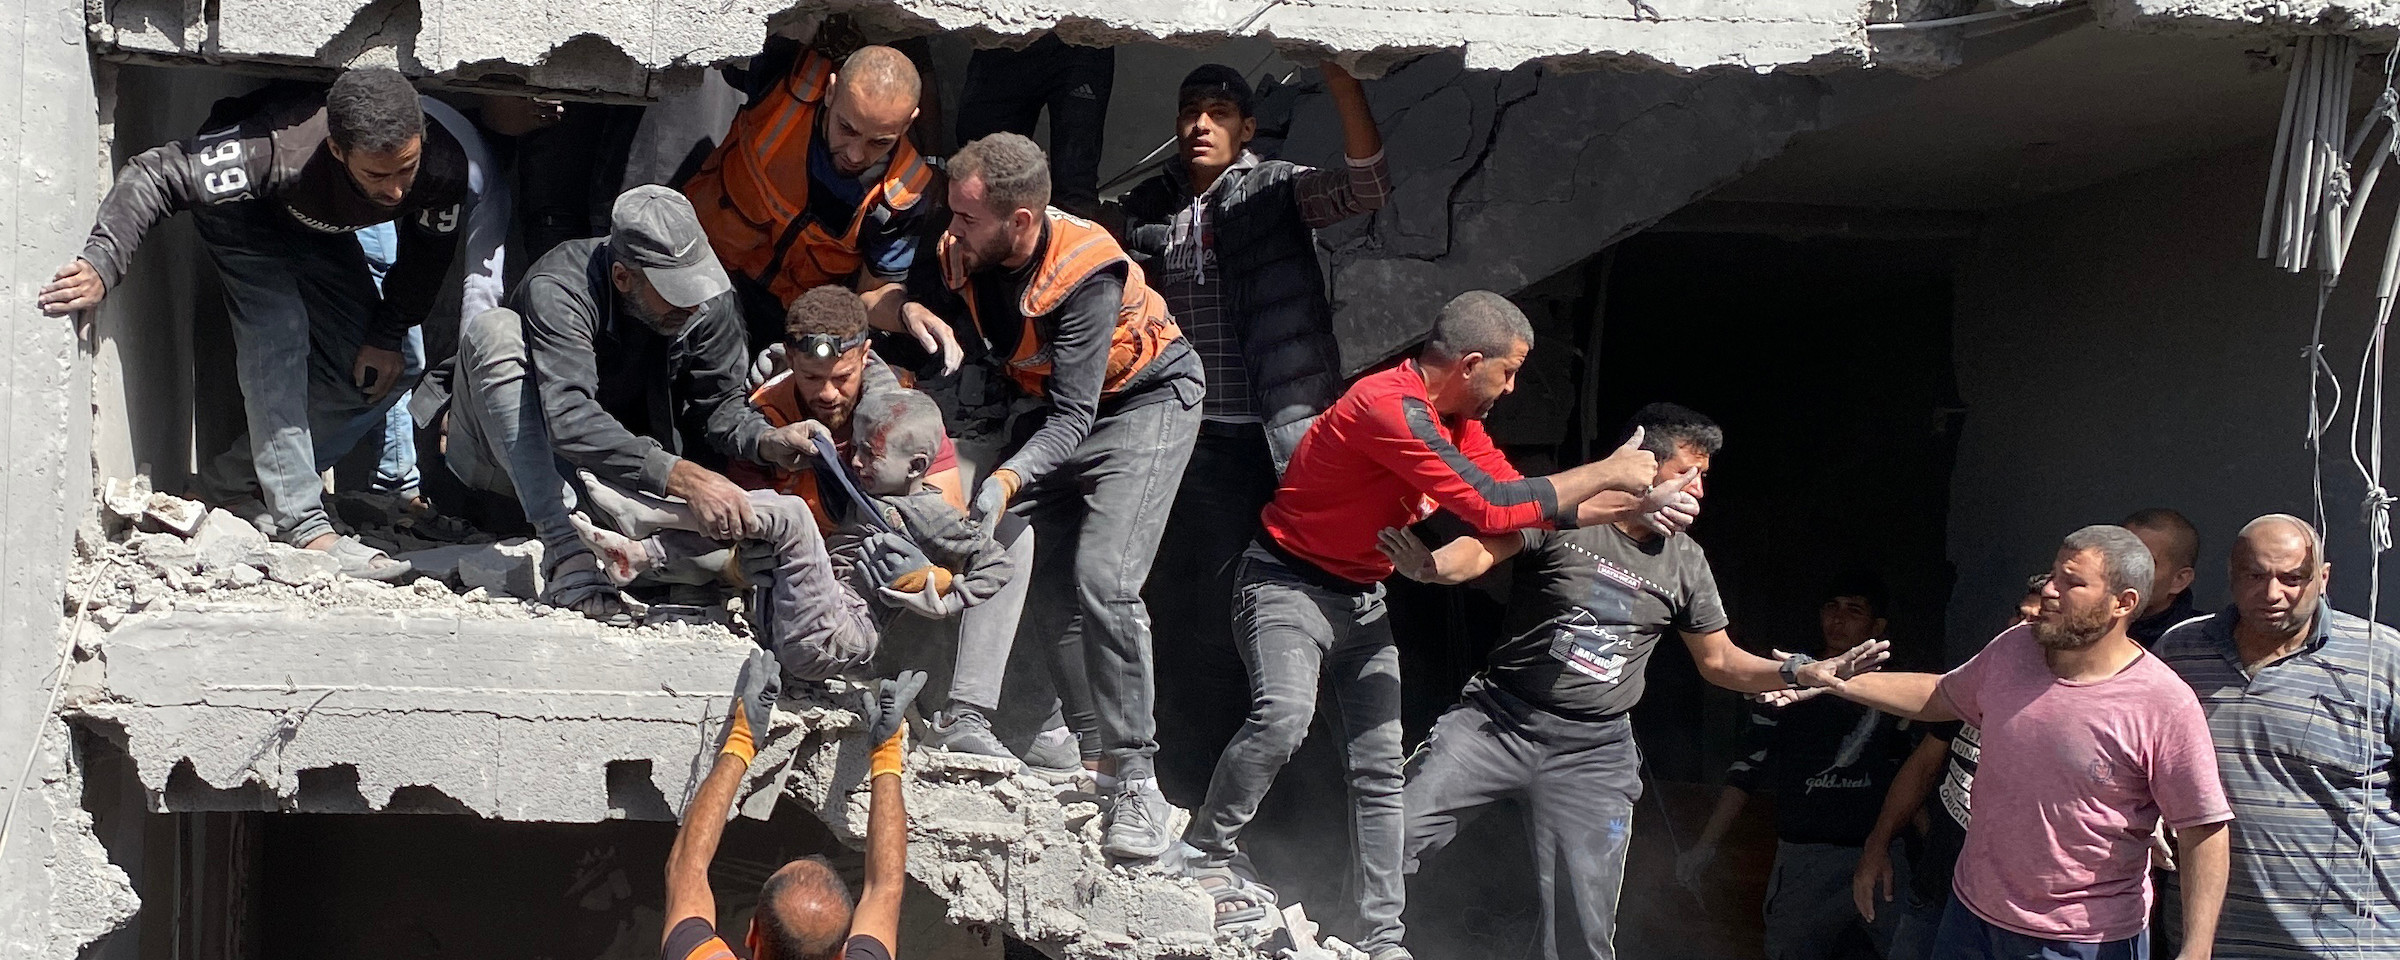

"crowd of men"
[36,38,2399,960]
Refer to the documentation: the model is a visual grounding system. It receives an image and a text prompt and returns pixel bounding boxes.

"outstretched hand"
[718,648,783,764]
[1748,686,1832,708]
[1788,639,1892,689]
[1377,527,1441,583]
[863,670,928,746]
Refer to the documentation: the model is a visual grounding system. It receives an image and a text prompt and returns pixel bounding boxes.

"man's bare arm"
[2175,821,2230,960]
[663,650,782,948]
[1855,732,1949,920]
[849,671,927,952]
[1379,527,1522,585]
[1801,669,1958,722]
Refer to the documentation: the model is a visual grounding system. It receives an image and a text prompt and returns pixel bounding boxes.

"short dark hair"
[1178,64,1255,117]
[1423,291,1533,365]
[950,132,1050,217]
[2023,571,2054,594]
[1625,402,1723,462]
[325,68,424,155]
[756,857,853,960]
[1823,570,1891,619]
[785,285,870,342]
[2121,507,2199,571]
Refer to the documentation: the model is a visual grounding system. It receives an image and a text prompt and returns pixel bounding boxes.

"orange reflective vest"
[682,48,934,307]
[939,210,1181,399]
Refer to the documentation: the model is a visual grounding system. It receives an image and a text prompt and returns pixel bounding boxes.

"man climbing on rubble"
[735,286,1077,777]
[1119,60,1389,798]
[1675,573,1917,960]
[2154,514,2400,958]
[442,185,825,621]
[1380,401,1885,960]
[1790,525,2232,960]
[683,40,954,360]
[1169,294,1664,960]
[897,132,1205,860]
[40,67,509,583]
[662,648,920,960]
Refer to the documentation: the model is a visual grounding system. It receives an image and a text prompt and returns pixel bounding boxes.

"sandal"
[322,535,415,583]
[1189,865,1276,928]
[542,547,634,625]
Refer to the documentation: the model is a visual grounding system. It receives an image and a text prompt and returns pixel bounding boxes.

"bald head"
[2229,513,2327,639]
[752,858,854,960]
[822,46,920,177]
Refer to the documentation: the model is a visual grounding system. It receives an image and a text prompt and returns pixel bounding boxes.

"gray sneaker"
[1102,778,1175,860]
[925,706,1017,762]
[1019,727,1084,784]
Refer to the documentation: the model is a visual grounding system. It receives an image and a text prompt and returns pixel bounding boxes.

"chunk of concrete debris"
[220,563,265,589]
[457,538,545,599]
[140,492,206,536]
[189,508,267,555]
[102,475,151,521]
[131,532,199,579]
[258,543,341,586]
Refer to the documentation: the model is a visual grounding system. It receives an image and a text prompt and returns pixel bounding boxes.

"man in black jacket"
[445,185,819,619]
[39,68,507,582]
[1118,62,1388,795]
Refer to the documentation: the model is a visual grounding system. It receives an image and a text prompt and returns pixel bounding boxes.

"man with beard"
[898,132,1204,859]
[1169,296,1665,959]
[1792,525,2233,960]
[683,42,951,358]
[2154,515,2400,958]
[444,186,822,620]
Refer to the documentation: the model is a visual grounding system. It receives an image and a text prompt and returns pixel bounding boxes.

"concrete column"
[0,1,142,955]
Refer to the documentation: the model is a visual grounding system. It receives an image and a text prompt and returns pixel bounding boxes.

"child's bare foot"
[569,512,657,586]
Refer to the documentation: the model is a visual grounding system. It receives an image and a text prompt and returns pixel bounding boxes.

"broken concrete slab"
[137,492,204,536]
[257,543,342,586]
[455,538,545,599]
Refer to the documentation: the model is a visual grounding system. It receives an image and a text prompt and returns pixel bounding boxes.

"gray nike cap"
[609,185,733,309]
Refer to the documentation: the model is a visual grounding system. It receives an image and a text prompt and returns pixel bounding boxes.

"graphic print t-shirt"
[1492,523,1730,720]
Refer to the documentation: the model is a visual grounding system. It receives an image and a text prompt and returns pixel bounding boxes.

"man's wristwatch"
[1780,653,1819,689]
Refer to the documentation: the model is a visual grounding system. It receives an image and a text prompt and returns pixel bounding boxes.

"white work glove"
[879,577,967,619]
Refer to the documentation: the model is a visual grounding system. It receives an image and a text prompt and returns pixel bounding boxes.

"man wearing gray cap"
[445,185,823,620]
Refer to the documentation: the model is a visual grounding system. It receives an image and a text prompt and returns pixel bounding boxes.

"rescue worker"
[40,68,508,581]
[681,41,955,362]
[899,132,1204,860]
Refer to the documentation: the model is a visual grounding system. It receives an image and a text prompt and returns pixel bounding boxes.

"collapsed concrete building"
[7,0,2400,957]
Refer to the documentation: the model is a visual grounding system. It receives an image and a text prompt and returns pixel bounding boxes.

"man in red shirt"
[1171,290,1669,959]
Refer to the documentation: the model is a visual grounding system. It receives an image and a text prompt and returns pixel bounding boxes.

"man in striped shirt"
[2157,514,2400,958]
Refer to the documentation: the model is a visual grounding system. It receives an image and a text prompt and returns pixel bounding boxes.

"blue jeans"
[1932,895,2149,960]
[356,224,421,496]
[193,201,423,545]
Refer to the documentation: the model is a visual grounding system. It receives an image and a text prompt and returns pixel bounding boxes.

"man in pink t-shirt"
[1790,525,2233,960]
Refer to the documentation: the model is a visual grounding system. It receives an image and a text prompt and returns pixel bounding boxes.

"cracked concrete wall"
[91,0,1886,99]
[1,2,141,957]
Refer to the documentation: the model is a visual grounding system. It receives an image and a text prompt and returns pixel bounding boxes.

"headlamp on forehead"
[791,331,868,361]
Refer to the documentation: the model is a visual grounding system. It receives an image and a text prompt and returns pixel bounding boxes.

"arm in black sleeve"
[684,300,773,465]
[372,203,466,351]
[80,126,275,290]
[996,269,1121,484]
[520,274,681,494]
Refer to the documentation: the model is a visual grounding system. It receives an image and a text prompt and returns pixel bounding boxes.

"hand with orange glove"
[864,670,928,779]
[719,648,783,766]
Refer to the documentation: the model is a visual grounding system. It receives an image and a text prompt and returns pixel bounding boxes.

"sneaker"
[924,706,1017,763]
[1020,726,1084,784]
[1102,777,1175,860]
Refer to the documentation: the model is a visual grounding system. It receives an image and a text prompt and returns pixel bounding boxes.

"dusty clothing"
[1937,625,2233,943]
[734,354,960,533]
[1122,148,1390,463]
[661,917,891,960]
[81,87,476,353]
[1404,679,1643,960]
[1259,361,1570,586]
[661,492,877,681]
[508,238,771,496]
[829,489,1015,622]
[2155,604,2400,958]
[1497,524,1729,720]
[681,42,935,327]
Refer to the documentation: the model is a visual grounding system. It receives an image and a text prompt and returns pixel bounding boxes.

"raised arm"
[849,671,928,954]
[663,649,782,947]
[1292,62,1391,229]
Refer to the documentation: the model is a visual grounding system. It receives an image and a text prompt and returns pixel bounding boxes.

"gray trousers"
[1763,840,1908,960]
[193,201,425,545]
[650,493,876,681]
[1188,548,1405,954]
[446,306,582,556]
[1403,680,1641,960]
[872,512,1034,713]
[1015,384,1200,779]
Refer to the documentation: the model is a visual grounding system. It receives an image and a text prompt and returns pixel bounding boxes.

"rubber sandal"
[1190,866,1276,928]
[543,548,633,625]
[322,535,415,583]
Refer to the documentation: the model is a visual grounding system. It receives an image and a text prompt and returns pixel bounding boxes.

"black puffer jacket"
[1121,158,1344,471]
